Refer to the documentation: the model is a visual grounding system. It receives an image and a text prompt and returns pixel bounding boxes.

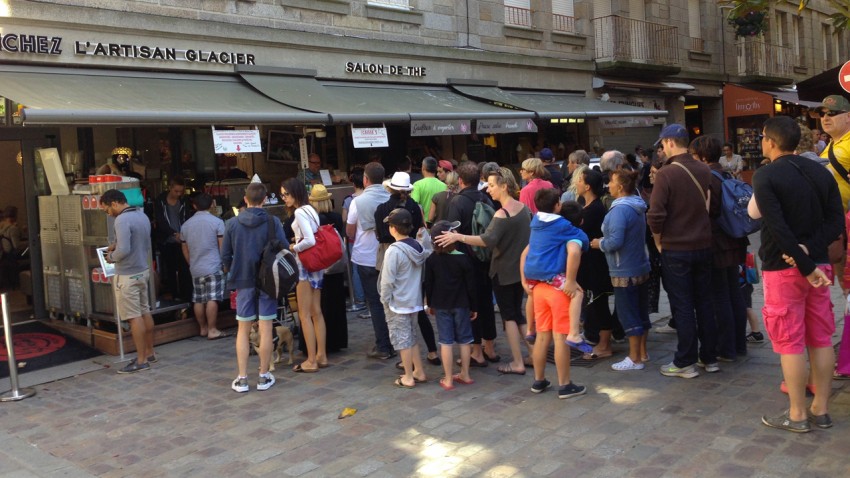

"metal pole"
[1,293,37,402]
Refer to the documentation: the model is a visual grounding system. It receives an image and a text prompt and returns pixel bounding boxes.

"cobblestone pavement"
[1,281,850,478]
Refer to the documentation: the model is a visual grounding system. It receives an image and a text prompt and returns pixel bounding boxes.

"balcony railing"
[593,15,678,65]
[689,37,704,52]
[736,38,794,79]
[505,6,532,28]
[553,14,576,33]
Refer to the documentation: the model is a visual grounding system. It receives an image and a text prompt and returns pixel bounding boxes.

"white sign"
[299,137,309,169]
[320,170,333,186]
[351,125,389,148]
[212,129,262,154]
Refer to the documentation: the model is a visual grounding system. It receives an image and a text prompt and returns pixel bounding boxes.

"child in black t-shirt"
[424,220,477,391]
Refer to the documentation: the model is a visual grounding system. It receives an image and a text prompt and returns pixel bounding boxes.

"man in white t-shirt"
[346,162,393,359]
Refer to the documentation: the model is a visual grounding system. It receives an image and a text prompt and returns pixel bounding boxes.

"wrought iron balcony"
[592,15,680,77]
[736,37,794,83]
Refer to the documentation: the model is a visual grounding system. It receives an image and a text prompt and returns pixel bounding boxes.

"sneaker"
[358,311,372,320]
[717,356,736,363]
[257,372,276,391]
[807,412,833,429]
[558,382,587,399]
[530,379,551,394]
[696,360,720,373]
[655,324,677,334]
[349,301,367,312]
[746,332,764,343]
[117,359,150,374]
[148,355,158,364]
[231,376,249,393]
[611,357,645,371]
[659,362,699,378]
[761,411,811,433]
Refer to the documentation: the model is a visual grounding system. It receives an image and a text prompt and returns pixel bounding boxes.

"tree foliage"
[720,0,849,32]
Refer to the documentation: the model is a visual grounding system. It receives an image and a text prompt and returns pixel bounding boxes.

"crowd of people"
[100,94,850,434]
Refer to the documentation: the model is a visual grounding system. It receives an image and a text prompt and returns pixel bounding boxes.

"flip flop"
[318,363,329,369]
[207,331,232,340]
[394,377,415,389]
[483,351,501,363]
[401,375,428,384]
[457,357,488,368]
[497,364,526,375]
[566,339,594,354]
[292,364,319,373]
[581,351,613,360]
[439,378,455,391]
[452,374,475,385]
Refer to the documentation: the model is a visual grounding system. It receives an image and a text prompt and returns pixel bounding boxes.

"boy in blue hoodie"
[380,208,432,388]
[520,190,588,399]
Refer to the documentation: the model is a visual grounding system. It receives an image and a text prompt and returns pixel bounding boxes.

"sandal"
[439,378,455,391]
[292,364,319,373]
[452,374,475,385]
[497,364,526,375]
[483,351,501,363]
[611,357,645,371]
[394,377,414,389]
[456,357,488,368]
[581,350,613,360]
[566,339,594,354]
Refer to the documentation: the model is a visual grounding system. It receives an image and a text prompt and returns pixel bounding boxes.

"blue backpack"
[710,170,761,238]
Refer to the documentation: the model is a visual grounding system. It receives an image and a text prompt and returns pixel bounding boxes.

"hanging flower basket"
[729,10,768,37]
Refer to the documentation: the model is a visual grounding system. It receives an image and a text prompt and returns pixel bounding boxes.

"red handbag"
[297,208,343,272]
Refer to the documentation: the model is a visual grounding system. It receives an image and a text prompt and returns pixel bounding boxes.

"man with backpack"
[447,162,497,366]
[222,183,288,393]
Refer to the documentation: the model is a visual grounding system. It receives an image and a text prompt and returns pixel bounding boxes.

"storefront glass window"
[0,98,6,126]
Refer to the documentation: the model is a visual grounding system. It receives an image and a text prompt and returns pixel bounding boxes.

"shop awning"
[0,66,329,125]
[769,90,822,109]
[239,71,535,124]
[450,85,666,119]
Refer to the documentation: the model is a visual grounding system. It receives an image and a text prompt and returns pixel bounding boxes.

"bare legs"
[194,301,221,338]
[295,280,326,371]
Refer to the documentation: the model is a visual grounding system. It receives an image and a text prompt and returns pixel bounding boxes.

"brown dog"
[248,323,295,372]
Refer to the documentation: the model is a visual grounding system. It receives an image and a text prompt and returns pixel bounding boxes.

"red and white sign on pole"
[840,60,850,94]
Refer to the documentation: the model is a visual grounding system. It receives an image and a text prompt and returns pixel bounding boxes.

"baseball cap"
[438,160,453,172]
[654,124,689,148]
[429,220,461,239]
[818,95,850,115]
[384,208,412,227]
[539,148,554,161]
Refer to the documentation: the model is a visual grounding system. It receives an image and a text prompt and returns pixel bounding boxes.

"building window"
[792,14,803,63]
[823,23,831,66]
[553,0,576,33]
[687,0,702,51]
[773,11,787,47]
[505,0,532,28]
[368,0,410,9]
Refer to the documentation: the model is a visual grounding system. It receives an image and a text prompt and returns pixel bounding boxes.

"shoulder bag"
[296,207,344,273]
[672,162,710,212]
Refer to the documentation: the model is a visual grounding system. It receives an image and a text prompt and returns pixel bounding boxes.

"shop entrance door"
[0,140,30,322]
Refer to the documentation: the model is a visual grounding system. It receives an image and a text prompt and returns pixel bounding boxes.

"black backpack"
[255,216,298,301]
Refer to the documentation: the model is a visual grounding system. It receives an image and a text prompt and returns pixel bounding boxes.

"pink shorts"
[762,266,835,355]
[532,283,571,335]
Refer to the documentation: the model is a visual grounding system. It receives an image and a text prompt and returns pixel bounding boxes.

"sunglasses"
[817,109,847,117]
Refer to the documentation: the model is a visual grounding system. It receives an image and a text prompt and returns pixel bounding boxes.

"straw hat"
[309,184,332,202]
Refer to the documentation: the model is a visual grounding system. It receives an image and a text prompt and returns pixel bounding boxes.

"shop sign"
[0,31,256,65]
[212,129,262,154]
[411,120,470,136]
[599,117,655,129]
[476,119,537,134]
[345,62,426,77]
[723,84,773,118]
[351,125,389,148]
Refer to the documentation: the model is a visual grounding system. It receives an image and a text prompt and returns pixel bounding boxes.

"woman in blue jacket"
[589,169,651,371]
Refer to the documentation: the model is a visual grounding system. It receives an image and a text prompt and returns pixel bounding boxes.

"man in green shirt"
[411,157,447,225]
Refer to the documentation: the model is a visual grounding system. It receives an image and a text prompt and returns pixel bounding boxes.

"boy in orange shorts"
[520,189,588,399]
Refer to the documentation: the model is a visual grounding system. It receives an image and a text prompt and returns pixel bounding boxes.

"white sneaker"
[696,360,720,373]
[257,372,276,391]
[611,356,645,371]
[232,376,249,393]
[655,324,677,334]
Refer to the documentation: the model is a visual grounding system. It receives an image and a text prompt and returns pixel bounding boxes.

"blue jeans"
[357,264,392,354]
[661,249,716,368]
[351,261,365,303]
[613,281,651,337]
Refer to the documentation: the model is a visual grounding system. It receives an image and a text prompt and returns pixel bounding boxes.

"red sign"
[840,60,850,94]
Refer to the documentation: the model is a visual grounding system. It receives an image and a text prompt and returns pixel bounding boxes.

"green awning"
[0,66,329,125]
[240,72,535,124]
[451,85,666,119]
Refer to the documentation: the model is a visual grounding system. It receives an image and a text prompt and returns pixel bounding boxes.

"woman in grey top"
[436,167,532,375]
[719,143,744,178]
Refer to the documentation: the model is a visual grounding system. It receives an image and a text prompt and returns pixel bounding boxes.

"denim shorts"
[235,288,277,321]
[613,281,651,337]
[435,308,474,345]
